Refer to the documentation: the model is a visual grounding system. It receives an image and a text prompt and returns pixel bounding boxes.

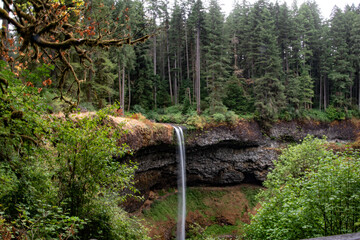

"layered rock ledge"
[118,119,360,211]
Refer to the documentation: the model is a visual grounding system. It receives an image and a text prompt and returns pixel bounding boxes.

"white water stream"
[174,126,186,240]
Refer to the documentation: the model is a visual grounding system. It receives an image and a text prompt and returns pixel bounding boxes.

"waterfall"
[174,126,186,240]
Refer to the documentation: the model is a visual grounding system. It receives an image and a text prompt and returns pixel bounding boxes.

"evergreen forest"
[3,0,360,121]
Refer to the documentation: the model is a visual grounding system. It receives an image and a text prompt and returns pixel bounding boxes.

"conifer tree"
[188,0,205,114]
[249,0,285,118]
[329,6,355,108]
[169,1,185,105]
[351,13,360,109]
[204,0,229,114]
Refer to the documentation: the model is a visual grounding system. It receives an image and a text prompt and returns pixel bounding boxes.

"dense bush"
[0,61,149,239]
[325,105,346,121]
[246,136,360,240]
[212,113,226,123]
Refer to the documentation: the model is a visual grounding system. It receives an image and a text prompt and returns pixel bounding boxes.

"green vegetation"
[246,136,360,240]
[241,187,262,209]
[143,186,261,239]
[2,0,360,122]
[143,188,227,222]
[204,224,241,237]
[0,62,149,239]
[2,0,360,239]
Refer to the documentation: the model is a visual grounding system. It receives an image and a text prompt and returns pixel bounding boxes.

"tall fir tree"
[188,0,206,114]
[249,0,285,119]
[204,0,229,114]
[329,6,355,108]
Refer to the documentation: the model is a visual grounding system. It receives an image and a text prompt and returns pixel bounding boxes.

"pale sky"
[217,0,360,20]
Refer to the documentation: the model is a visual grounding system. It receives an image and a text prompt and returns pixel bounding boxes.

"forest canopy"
[1,0,360,121]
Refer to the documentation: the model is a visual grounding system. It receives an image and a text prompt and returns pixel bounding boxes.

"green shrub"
[158,113,185,123]
[237,113,255,120]
[264,135,331,190]
[325,105,346,121]
[165,104,183,114]
[212,113,226,123]
[0,61,148,239]
[303,109,330,122]
[79,199,150,240]
[279,110,295,121]
[78,101,96,112]
[225,111,239,124]
[146,110,160,121]
[12,201,85,240]
[42,90,63,113]
[50,110,138,216]
[186,114,207,129]
[246,136,360,240]
[132,104,147,115]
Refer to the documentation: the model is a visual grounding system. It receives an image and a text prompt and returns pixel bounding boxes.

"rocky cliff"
[119,119,360,210]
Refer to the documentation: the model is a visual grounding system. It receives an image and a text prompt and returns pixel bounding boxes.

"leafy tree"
[246,136,360,240]
[0,61,149,239]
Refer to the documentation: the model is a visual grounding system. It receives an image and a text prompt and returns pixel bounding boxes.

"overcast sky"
[217,0,360,20]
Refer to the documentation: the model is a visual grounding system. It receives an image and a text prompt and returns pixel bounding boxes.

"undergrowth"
[142,186,261,239]
[143,188,227,222]
[125,104,360,130]
[241,186,262,209]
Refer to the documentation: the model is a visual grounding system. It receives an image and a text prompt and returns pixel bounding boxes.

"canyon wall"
[119,119,360,211]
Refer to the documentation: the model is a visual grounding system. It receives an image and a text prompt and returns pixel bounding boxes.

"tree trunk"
[128,72,131,112]
[233,34,238,71]
[118,61,122,105]
[179,51,183,90]
[122,65,125,112]
[86,69,92,102]
[350,71,353,103]
[358,73,360,110]
[319,75,323,110]
[324,76,327,110]
[153,35,157,109]
[196,26,201,114]
[174,55,178,105]
[185,25,190,81]
[166,28,173,104]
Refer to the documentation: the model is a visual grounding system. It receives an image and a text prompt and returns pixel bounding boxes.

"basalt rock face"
[122,119,360,211]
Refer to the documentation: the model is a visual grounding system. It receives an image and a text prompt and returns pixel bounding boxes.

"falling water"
[174,126,186,240]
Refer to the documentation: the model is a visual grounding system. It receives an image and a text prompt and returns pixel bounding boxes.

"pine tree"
[188,0,205,114]
[329,6,355,108]
[169,1,185,105]
[92,52,117,108]
[318,21,332,110]
[204,0,229,114]
[249,0,285,119]
[351,13,360,109]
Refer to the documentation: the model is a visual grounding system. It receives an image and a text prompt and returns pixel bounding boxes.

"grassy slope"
[138,185,262,239]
